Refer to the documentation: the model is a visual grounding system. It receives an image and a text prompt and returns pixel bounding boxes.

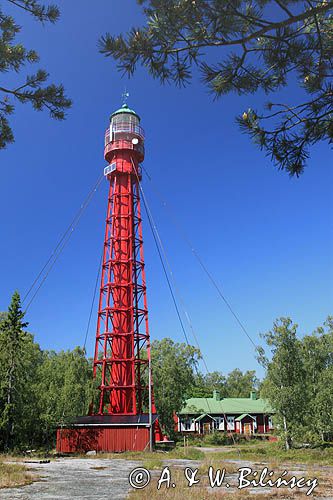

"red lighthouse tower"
[57,104,163,453]
[93,104,152,417]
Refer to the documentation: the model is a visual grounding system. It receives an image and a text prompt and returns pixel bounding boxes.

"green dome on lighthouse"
[110,103,140,121]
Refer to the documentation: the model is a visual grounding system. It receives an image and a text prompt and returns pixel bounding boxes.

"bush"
[203,432,230,446]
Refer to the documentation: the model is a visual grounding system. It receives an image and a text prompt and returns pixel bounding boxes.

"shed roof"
[180,397,273,415]
[193,413,216,422]
[235,413,255,421]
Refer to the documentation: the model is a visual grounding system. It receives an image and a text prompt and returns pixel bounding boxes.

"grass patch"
[205,441,333,465]
[0,462,34,489]
[79,441,333,466]
[143,459,164,470]
[170,447,204,461]
[80,447,205,462]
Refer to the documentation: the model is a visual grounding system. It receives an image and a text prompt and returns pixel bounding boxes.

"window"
[182,418,193,431]
[215,417,224,430]
[184,420,191,431]
[268,417,274,429]
[253,416,257,430]
[226,416,235,431]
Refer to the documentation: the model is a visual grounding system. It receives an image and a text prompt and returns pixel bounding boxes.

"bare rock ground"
[1,453,332,499]
[0,458,141,500]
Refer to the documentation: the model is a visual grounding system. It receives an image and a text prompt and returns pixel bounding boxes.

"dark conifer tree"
[0,291,29,450]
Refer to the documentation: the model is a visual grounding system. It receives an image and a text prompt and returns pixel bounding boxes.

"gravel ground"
[0,458,141,500]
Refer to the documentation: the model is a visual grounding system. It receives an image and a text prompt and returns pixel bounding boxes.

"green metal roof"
[179,397,273,415]
[235,413,255,421]
[110,103,140,121]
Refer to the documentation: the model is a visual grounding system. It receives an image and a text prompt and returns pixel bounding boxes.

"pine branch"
[165,3,333,53]
[0,1,71,150]
[238,87,333,175]
[274,0,294,18]
[5,0,59,23]
[99,0,333,175]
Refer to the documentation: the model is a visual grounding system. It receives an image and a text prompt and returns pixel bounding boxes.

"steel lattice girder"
[92,147,155,418]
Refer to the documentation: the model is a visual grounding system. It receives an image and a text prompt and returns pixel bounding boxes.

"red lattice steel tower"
[92,103,156,419]
[56,104,165,453]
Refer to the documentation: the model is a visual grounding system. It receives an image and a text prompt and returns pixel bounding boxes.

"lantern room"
[104,103,145,164]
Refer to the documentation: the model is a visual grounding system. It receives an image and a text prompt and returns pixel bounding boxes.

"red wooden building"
[176,391,274,435]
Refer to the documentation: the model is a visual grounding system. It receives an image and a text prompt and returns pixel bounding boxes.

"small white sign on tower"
[104,162,117,176]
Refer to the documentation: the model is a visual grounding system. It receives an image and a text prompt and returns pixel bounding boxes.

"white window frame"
[181,417,194,432]
[226,416,235,431]
[214,416,225,431]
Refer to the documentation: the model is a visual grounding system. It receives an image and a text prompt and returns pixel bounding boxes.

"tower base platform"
[56,415,160,453]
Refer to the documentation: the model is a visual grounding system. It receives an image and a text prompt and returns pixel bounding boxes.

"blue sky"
[0,0,332,379]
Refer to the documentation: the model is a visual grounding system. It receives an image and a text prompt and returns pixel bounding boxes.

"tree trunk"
[5,362,14,451]
[283,415,291,450]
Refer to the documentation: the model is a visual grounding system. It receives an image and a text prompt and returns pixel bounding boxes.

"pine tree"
[99,0,333,176]
[0,1,71,149]
[0,291,29,450]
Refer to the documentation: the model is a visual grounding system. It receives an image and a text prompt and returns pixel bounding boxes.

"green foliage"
[0,292,92,451]
[201,431,229,446]
[301,317,333,443]
[151,338,201,438]
[34,348,93,447]
[0,299,331,454]
[225,368,259,397]
[0,291,36,450]
[259,318,304,449]
[192,368,259,398]
[0,1,71,149]
[258,316,333,449]
[315,367,333,440]
[0,312,7,323]
[180,431,247,447]
[191,371,226,398]
[99,0,333,176]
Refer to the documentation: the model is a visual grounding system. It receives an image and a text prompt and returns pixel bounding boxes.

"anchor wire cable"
[131,160,190,346]
[136,166,210,373]
[23,174,104,304]
[132,160,239,448]
[143,190,258,444]
[141,164,258,351]
[23,174,104,313]
[144,200,210,375]
[83,250,103,352]
[142,189,191,346]
[133,159,214,368]
[140,179,239,448]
